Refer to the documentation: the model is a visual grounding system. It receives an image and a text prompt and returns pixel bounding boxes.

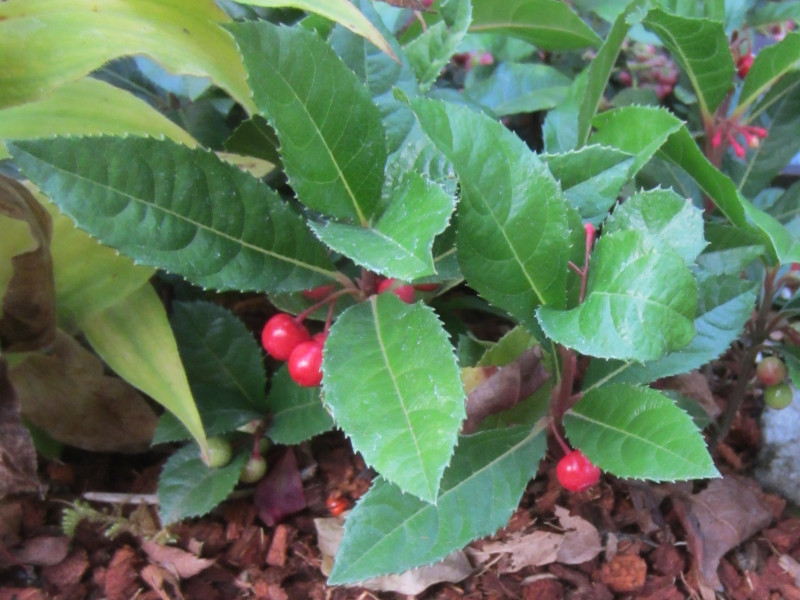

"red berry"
[617,71,632,87]
[791,263,800,272]
[288,338,324,387]
[377,278,415,303]
[326,494,350,516]
[302,284,336,301]
[737,53,754,78]
[261,313,310,361]
[756,356,788,386]
[556,450,601,492]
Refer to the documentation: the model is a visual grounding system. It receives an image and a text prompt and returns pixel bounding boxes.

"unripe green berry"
[240,456,268,483]
[757,356,788,386]
[258,437,271,456]
[764,383,794,410]
[204,437,233,468]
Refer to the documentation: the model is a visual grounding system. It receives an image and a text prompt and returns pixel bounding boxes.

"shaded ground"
[2,394,800,600]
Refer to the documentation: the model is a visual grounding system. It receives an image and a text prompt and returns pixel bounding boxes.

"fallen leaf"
[554,505,603,564]
[0,175,55,352]
[0,357,40,499]
[141,540,214,580]
[672,476,773,592]
[658,371,721,418]
[314,516,472,595]
[255,449,306,527]
[12,535,69,566]
[11,330,158,453]
[104,546,141,600]
[140,563,184,600]
[468,505,601,572]
[779,554,800,587]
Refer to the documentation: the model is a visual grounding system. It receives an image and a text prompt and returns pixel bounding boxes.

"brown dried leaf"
[141,540,214,580]
[469,505,601,572]
[554,505,602,564]
[0,175,55,352]
[12,535,70,566]
[462,347,549,433]
[658,371,721,418]
[672,476,773,591]
[0,356,40,499]
[105,546,141,600]
[10,330,157,452]
[314,516,472,595]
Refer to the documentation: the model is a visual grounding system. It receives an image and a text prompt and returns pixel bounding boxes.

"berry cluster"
[616,43,679,99]
[757,355,795,410]
[261,276,432,387]
[262,312,324,387]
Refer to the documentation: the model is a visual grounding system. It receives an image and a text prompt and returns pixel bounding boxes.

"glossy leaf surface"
[154,301,267,443]
[266,366,334,445]
[310,173,455,280]
[603,188,707,266]
[329,424,546,583]
[158,443,248,524]
[323,294,465,503]
[8,137,337,293]
[410,97,570,333]
[230,21,386,224]
[537,231,697,361]
[642,9,734,117]
[565,384,719,480]
[585,275,757,386]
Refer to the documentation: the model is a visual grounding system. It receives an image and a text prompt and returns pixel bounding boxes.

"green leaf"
[603,188,707,265]
[153,301,268,443]
[543,71,587,153]
[229,21,386,225]
[749,2,800,26]
[695,224,765,275]
[477,326,536,367]
[266,366,334,445]
[80,284,206,454]
[577,0,647,147]
[543,145,634,224]
[224,116,282,167]
[584,274,757,386]
[8,137,337,293]
[537,230,697,361]
[0,78,197,160]
[329,424,547,584]
[564,384,719,480]
[173,301,266,411]
[158,442,248,525]
[741,200,800,264]
[642,9,734,117]
[230,0,396,60]
[322,295,465,503]
[469,0,602,50]
[465,63,571,116]
[309,173,455,280]
[589,106,684,176]
[0,0,253,113]
[409,97,571,331]
[736,33,800,114]
[407,0,472,92]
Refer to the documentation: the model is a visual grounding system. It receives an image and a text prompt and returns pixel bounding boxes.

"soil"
[2,301,800,600]
[2,395,800,600]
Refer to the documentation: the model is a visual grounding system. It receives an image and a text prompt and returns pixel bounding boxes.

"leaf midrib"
[17,146,337,278]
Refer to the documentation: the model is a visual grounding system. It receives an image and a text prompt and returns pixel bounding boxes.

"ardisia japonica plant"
[2,0,800,586]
